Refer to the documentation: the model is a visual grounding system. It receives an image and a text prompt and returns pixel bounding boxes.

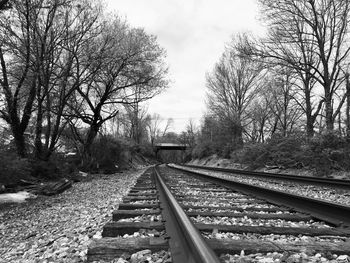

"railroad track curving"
[88,165,350,262]
[184,164,350,189]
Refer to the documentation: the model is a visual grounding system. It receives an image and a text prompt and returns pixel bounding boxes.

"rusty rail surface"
[170,165,350,227]
[154,166,221,263]
[184,164,350,189]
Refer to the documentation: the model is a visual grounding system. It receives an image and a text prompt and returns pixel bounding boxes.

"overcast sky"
[106,0,265,133]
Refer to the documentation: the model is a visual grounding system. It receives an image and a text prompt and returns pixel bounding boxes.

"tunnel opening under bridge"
[153,143,188,163]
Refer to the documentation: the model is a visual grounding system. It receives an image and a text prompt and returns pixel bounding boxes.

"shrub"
[221,143,234,159]
[0,150,32,185]
[192,141,215,159]
[235,143,270,169]
[234,134,306,169]
[306,132,350,175]
[267,135,305,168]
[29,159,61,179]
[232,131,350,175]
[87,135,124,173]
[134,142,155,158]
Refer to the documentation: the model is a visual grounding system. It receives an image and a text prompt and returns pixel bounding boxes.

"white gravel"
[174,165,350,206]
[159,166,350,263]
[203,231,348,243]
[191,215,331,228]
[219,251,350,263]
[121,229,166,238]
[92,249,171,263]
[0,169,145,263]
[128,200,158,204]
[181,200,277,209]
[181,191,246,198]
[117,214,162,223]
[186,207,293,214]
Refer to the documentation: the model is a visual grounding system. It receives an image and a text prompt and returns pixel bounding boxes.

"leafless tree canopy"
[206,34,266,147]
[199,0,350,156]
[0,0,168,161]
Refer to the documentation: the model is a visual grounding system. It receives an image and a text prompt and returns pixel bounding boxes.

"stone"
[314,253,322,258]
[92,231,102,239]
[130,249,152,263]
[337,255,349,261]
[280,252,290,262]
[258,258,274,263]
[286,254,300,263]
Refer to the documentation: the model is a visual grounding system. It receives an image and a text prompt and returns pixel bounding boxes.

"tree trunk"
[271,117,278,136]
[81,123,100,169]
[338,111,342,136]
[44,93,51,152]
[0,47,37,158]
[234,123,243,149]
[304,83,314,137]
[260,122,265,143]
[12,126,27,157]
[34,88,44,159]
[324,87,334,131]
[346,74,350,138]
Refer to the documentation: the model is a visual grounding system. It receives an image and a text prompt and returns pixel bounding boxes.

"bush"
[192,141,215,159]
[29,159,61,179]
[134,142,155,158]
[307,132,350,175]
[0,147,80,185]
[221,143,234,159]
[234,143,271,169]
[86,135,124,173]
[232,132,350,175]
[0,150,32,185]
[234,134,306,169]
[267,135,305,168]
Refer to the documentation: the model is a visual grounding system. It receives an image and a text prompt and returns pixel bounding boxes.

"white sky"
[106,0,265,133]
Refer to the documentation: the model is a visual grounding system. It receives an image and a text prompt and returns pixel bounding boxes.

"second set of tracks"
[88,165,350,262]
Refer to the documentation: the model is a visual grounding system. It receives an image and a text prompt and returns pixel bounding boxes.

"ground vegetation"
[0,0,168,184]
[191,0,350,175]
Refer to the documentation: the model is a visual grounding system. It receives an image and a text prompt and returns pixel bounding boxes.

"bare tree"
[147,113,162,146]
[67,17,168,165]
[0,0,41,157]
[206,34,265,148]
[162,117,173,137]
[0,0,168,165]
[146,113,173,146]
[248,96,272,143]
[124,102,149,144]
[31,0,102,159]
[185,119,197,147]
[345,73,350,137]
[256,0,350,132]
[267,68,303,136]
[180,118,197,148]
[0,0,103,158]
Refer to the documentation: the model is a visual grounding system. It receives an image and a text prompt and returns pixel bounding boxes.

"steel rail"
[153,166,221,263]
[184,164,350,189]
[169,165,350,228]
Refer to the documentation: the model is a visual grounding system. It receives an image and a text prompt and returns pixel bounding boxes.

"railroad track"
[88,165,350,262]
[184,164,350,189]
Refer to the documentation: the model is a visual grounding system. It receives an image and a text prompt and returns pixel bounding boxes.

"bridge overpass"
[153,143,188,151]
[153,143,188,163]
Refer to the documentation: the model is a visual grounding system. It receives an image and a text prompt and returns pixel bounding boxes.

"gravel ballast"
[174,165,350,206]
[0,169,145,263]
[191,215,331,228]
[162,166,350,262]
